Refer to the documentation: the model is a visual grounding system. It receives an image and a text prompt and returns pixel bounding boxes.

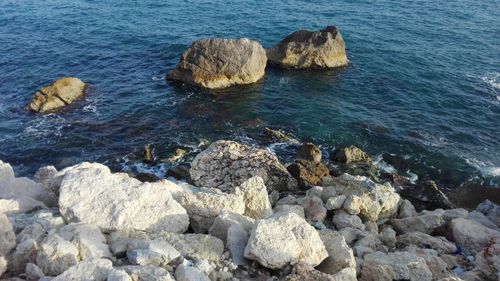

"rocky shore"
[1,138,499,281]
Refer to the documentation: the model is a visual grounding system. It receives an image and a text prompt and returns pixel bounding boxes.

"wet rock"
[58,162,189,233]
[235,176,273,219]
[166,162,191,181]
[190,140,297,192]
[179,189,245,233]
[51,258,112,281]
[331,145,371,163]
[109,230,224,262]
[363,251,433,281]
[267,26,348,69]
[450,217,500,254]
[168,38,267,89]
[244,212,327,269]
[262,128,300,144]
[118,265,174,281]
[143,144,154,163]
[162,148,188,163]
[316,232,355,275]
[27,77,86,113]
[287,160,330,188]
[397,232,457,255]
[323,174,400,221]
[332,210,365,230]
[297,143,322,163]
[133,173,160,183]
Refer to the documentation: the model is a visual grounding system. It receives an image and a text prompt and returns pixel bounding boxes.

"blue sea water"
[0,0,499,190]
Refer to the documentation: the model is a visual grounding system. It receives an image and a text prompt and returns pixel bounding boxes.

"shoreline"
[1,137,499,280]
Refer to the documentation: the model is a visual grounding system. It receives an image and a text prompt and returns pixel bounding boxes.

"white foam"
[373,154,397,174]
[465,157,500,178]
[481,72,500,90]
[406,170,418,184]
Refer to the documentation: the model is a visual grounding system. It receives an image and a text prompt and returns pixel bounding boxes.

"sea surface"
[0,0,499,192]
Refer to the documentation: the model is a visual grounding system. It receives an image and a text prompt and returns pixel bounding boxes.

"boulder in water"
[267,26,348,69]
[168,38,267,89]
[27,77,86,113]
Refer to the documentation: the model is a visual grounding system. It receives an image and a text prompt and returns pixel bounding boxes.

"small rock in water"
[331,145,372,163]
[162,148,188,163]
[143,144,154,163]
[27,77,86,113]
[297,142,322,163]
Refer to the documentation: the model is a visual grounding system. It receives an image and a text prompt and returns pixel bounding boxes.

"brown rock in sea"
[168,38,267,89]
[287,159,330,188]
[297,142,322,163]
[267,26,348,69]
[27,77,86,113]
[331,145,372,163]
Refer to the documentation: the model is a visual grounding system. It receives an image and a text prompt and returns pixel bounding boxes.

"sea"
[0,0,498,199]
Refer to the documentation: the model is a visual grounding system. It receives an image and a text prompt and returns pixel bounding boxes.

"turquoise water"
[0,0,499,189]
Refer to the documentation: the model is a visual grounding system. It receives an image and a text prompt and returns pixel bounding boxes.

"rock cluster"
[0,140,499,281]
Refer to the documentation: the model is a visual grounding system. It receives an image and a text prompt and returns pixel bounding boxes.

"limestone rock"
[168,38,266,89]
[391,209,446,234]
[109,231,224,262]
[0,212,16,255]
[287,160,330,187]
[450,218,500,254]
[179,190,245,233]
[107,269,132,281]
[27,77,86,113]
[363,251,433,281]
[297,143,322,163]
[189,140,297,192]
[380,227,397,250]
[25,263,45,281]
[283,262,356,281]
[235,176,272,219]
[475,200,500,227]
[324,174,400,221]
[332,210,365,230]
[227,224,249,266]
[0,255,7,277]
[267,26,348,69]
[126,239,180,267]
[208,212,254,242]
[52,258,113,281]
[175,264,210,281]
[473,237,500,281]
[33,166,58,193]
[397,232,457,254]
[316,232,355,275]
[36,232,79,276]
[273,204,305,218]
[302,196,327,223]
[58,223,112,260]
[360,260,395,281]
[468,211,498,230]
[398,199,418,218]
[325,195,346,210]
[332,146,371,163]
[58,162,189,233]
[244,212,327,269]
[118,265,175,281]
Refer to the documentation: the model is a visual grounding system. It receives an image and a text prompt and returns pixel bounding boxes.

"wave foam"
[481,72,500,90]
[465,157,500,178]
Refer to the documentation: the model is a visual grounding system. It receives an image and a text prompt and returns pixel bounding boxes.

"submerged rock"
[267,26,348,69]
[190,140,298,192]
[168,38,267,89]
[27,77,86,113]
[58,162,189,233]
[244,212,327,269]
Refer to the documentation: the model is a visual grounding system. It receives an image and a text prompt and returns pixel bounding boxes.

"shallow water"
[0,0,499,189]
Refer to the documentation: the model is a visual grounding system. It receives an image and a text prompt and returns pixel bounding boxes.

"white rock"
[468,211,499,230]
[227,224,249,266]
[325,195,346,211]
[398,199,418,218]
[189,140,297,192]
[406,246,455,281]
[36,232,79,276]
[380,227,397,250]
[208,212,254,242]
[244,212,327,269]
[332,210,365,230]
[451,218,500,254]
[0,160,15,181]
[475,200,500,227]
[235,176,272,219]
[34,166,58,194]
[8,208,65,233]
[343,195,362,215]
[363,251,433,281]
[0,212,16,255]
[109,230,224,262]
[323,174,400,221]
[58,223,112,260]
[316,232,355,274]
[397,232,457,254]
[118,265,175,281]
[391,209,446,234]
[0,255,7,277]
[338,227,363,244]
[52,258,113,281]
[58,162,189,233]
[306,186,323,198]
[473,237,499,281]
[273,204,305,218]
[302,196,327,223]
[107,269,132,281]
[126,238,180,267]
[179,190,245,233]
[25,263,45,281]
[175,264,210,281]
[360,260,395,281]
